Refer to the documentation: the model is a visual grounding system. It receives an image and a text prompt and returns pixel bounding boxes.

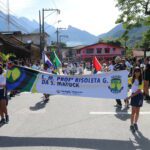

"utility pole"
[39,10,42,58]
[7,0,10,31]
[56,27,66,49]
[40,8,60,59]
[59,35,68,44]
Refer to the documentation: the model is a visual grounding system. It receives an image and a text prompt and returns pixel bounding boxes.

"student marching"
[0,53,150,135]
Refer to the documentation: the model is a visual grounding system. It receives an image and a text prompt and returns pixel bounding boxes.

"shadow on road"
[0,136,136,150]
[115,107,130,121]
[29,100,47,111]
[130,131,150,150]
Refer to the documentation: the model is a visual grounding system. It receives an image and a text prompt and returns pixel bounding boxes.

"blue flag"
[44,54,53,67]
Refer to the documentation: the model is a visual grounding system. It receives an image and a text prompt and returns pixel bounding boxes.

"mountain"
[98,24,150,47]
[0,11,39,33]
[0,12,98,46]
[49,25,98,46]
[99,24,125,39]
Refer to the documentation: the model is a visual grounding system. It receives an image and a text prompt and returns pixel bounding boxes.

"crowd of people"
[0,55,150,133]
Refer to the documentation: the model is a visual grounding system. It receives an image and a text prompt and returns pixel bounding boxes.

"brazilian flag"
[50,47,61,68]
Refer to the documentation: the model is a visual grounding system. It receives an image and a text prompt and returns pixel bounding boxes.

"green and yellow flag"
[50,47,61,68]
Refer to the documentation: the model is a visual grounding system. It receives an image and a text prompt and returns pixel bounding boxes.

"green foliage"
[141,29,150,50]
[0,52,16,62]
[116,0,150,28]
[126,48,132,57]
[106,40,122,47]
[116,0,150,50]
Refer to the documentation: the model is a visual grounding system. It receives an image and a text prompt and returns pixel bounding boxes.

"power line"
[51,0,58,9]
[44,11,56,19]
[0,1,29,33]
[0,14,29,33]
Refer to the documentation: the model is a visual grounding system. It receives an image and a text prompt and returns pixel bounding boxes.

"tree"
[116,0,150,57]
[116,0,150,28]
[120,30,129,55]
[106,40,122,47]
[141,29,150,57]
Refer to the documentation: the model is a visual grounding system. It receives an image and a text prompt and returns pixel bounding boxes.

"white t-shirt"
[131,79,140,93]
[0,73,6,90]
[108,65,114,71]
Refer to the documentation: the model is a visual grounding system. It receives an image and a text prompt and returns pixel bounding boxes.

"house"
[76,42,125,61]
[15,32,50,47]
[133,50,150,57]
[0,32,40,60]
[61,45,85,62]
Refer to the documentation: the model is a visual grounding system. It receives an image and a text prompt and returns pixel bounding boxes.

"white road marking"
[89,112,150,115]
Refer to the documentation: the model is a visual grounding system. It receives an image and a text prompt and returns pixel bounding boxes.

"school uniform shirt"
[131,79,143,107]
[131,79,143,93]
[0,73,6,90]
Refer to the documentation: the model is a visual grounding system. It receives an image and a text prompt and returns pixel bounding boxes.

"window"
[96,48,102,54]
[86,48,94,54]
[77,50,80,54]
[113,48,116,51]
[105,48,110,53]
[121,50,125,56]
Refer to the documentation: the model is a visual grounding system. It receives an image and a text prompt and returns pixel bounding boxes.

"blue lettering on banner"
[42,80,49,84]
[103,78,108,83]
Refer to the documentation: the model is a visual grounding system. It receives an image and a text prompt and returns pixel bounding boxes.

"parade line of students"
[0,56,150,133]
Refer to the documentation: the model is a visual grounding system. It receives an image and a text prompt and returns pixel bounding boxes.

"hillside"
[0,12,98,46]
[98,24,150,47]
[1,11,149,47]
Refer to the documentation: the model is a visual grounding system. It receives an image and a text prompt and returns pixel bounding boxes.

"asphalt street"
[0,92,150,150]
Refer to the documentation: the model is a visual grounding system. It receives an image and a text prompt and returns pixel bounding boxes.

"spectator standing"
[113,56,126,108]
[0,65,9,124]
[143,57,150,101]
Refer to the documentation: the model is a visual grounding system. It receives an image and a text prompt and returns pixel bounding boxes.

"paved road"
[0,92,150,150]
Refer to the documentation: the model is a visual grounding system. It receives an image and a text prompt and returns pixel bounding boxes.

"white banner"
[32,70,128,99]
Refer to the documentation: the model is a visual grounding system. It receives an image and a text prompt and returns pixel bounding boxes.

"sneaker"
[134,123,138,131]
[125,104,130,108]
[44,98,49,103]
[0,118,5,124]
[5,115,9,123]
[114,104,122,108]
[130,125,135,133]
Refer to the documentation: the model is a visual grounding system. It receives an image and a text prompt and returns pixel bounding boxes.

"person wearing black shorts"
[125,67,143,133]
[143,58,150,101]
[0,65,9,124]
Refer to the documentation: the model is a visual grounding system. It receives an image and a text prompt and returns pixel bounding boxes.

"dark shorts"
[144,70,150,81]
[131,93,143,107]
[0,89,6,100]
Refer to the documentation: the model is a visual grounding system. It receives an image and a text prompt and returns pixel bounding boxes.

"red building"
[76,42,125,61]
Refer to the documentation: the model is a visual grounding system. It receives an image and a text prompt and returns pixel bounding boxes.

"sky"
[1,0,120,36]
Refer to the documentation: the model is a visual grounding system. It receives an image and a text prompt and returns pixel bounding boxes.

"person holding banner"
[42,63,52,102]
[0,65,9,125]
[113,56,126,108]
[125,67,143,133]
